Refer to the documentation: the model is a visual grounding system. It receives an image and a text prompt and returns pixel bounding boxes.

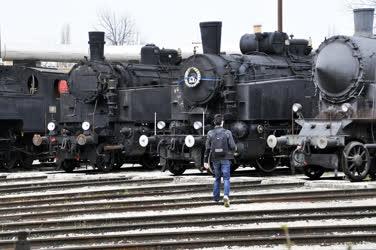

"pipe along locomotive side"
[139,22,318,175]
[33,32,182,172]
[0,65,67,170]
[268,8,376,182]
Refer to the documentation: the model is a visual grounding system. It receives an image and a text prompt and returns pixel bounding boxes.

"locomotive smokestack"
[88,31,105,61]
[199,21,222,54]
[353,8,374,37]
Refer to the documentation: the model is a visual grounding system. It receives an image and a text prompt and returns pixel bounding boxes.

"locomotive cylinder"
[199,22,222,54]
[88,31,105,61]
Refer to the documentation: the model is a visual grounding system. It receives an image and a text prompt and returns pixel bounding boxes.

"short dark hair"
[213,114,223,126]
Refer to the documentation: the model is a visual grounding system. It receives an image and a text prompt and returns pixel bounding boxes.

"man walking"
[204,114,237,207]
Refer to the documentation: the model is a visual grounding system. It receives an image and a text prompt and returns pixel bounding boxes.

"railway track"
[0,176,47,183]
[1,187,376,222]
[0,176,175,194]
[0,173,375,249]
[49,233,376,250]
[1,224,375,249]
[0,205,374,240]
[0,181,298,207]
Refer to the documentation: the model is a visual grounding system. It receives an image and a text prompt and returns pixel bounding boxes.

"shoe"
[223,196,230,207]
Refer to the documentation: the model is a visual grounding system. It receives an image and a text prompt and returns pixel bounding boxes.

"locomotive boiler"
[268,8,376,182]
[139,22,317,175]
[0,65,67,170]
[34,31,181,172]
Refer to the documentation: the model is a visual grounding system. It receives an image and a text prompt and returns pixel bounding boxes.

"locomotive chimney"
[353,8,374,37]
[199,21,222,54]
[88,31,105,61]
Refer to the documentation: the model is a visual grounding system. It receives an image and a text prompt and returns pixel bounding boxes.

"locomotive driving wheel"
[59,159,79,173]
[111,160,123,171]
[255,156,277,174]
[342,141,370,182]
[303,165,325,180]
[21,153,34,169]
[168,160,186,175]
[1,152,20,171]
[141,157,159,170]
[2,158,19,171]
[95,156,114,173]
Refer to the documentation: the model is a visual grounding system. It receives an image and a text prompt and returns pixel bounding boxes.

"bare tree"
[97,10,136,46]
[61,23,71,45]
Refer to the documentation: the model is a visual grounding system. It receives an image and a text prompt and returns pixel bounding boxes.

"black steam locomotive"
[139,22,318,175]
[268,8,376,182]
[0,65,67,170]
[33,32,182,172]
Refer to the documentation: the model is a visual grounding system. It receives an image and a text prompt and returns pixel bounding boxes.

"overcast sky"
[0,0,361,50]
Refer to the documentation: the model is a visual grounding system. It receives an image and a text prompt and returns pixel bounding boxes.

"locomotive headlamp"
[157,121,166,130]
[184,135,195,148]
[81,121,91,131]
[341,103,352,113]
[292,103,303,113]
[47,122,56,131]
[139,135,149,147]
[193,121,203,130]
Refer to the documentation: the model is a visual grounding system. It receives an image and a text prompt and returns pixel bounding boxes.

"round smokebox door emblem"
[184,67,201,88]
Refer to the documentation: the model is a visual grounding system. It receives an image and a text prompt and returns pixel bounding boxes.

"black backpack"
[211,128,229,157]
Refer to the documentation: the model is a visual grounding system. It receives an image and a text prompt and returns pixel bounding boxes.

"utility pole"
[278,0,283,32]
